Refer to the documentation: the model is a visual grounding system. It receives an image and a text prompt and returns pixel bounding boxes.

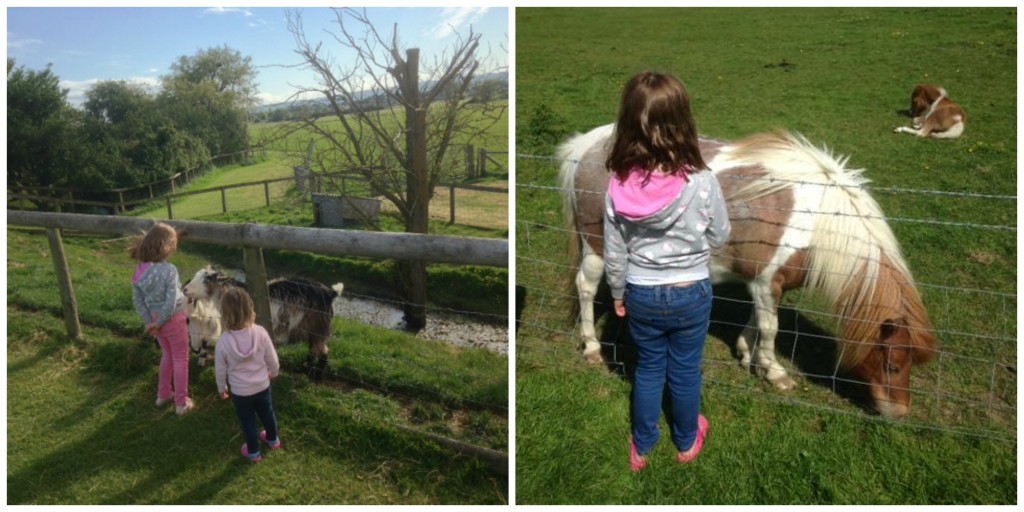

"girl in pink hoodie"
[604,71,731,472]
[215,287,281,462]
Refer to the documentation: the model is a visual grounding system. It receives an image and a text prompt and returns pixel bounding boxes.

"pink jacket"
[215,325,280,397]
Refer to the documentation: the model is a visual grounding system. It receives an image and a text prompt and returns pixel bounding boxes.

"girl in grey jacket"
[603,71,731,472]
[130,223,193,415]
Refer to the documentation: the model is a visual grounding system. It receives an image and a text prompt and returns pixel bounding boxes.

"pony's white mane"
[718,132,915,311]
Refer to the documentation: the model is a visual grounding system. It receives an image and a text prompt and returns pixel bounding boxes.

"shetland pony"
[894,84,966,139]
[182,266,344,381]
[559,124,937,418]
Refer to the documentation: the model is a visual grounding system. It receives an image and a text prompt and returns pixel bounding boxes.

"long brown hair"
[606,71,706,181]
[220,287,256,331]
[128,222,178,263]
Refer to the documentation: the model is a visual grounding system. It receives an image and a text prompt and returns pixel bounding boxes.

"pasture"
[515,7,1015,505]
[250,100,510,182]
[7,100,511,502]
[7,227,508,504]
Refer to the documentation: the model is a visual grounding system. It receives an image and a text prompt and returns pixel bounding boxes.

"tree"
[286,7,506,330]
[6,59,77,190]
[160,46,257,159]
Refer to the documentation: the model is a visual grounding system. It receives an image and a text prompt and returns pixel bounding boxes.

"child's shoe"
[155,396,172,407]
[260,430,282,450]
[175,397,195,416]
[677,414,709,463]
[241,443,262,462]
[629,437,647,473]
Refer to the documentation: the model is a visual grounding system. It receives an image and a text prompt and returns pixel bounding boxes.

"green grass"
[127,155,300,220]
[7,229,507,504]
[250,100,510,181]
[515,7,1015,505]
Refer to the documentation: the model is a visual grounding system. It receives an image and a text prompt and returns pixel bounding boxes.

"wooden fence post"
[449,185,456,224]
[465,144,476,179]
[45,228,83,342]
[478,148,487,176]
[221,188,228,213]
[166,197,174,220]
[242,245,273,333]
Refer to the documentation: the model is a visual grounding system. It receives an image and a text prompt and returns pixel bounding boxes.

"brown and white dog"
[894,84,966,138]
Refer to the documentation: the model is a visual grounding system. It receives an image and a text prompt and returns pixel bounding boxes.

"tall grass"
[515,7,1015,504]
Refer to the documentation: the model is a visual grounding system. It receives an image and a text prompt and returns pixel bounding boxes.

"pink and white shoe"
[629,438,647,473]
[260,430,281,450]
[677,414,709,463]
[241,443,262,462]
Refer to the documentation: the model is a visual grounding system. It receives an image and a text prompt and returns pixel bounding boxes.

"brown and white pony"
[894,84,966,139]
[558,124,937,418]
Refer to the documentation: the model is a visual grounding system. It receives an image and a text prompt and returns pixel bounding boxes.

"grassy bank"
[7,228,507,504]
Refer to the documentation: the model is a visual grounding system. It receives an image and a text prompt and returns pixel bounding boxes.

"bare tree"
[285,8,506,330]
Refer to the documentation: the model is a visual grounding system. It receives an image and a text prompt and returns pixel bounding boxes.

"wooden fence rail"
[9,176,293,217]
[8,211,507,267]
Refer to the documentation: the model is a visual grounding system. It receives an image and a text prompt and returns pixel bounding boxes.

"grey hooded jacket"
[603,169,731,300]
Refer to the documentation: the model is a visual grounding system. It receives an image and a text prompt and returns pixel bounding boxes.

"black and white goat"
[182,266,344,381]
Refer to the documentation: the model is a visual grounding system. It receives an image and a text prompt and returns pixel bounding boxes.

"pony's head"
[837,255,937,418]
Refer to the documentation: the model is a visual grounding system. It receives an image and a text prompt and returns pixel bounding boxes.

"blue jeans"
[626,279,712,455]
[232,386,279,455]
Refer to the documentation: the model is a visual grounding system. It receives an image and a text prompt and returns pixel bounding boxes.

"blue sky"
[6,6,509,107]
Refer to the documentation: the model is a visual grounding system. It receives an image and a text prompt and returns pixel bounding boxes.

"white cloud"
[7,31,44,50]
[204,7,253,17]
[431,7,489,40]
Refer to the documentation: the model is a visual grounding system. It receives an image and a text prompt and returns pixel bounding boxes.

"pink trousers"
[155,311,190,407]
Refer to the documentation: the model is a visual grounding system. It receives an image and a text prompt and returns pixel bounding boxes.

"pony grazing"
[559,124,937,418]
[182,266,344,381]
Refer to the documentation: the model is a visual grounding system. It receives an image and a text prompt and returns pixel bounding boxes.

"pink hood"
[608,167,688,220]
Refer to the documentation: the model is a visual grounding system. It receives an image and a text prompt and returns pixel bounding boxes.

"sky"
[6,6,509,107]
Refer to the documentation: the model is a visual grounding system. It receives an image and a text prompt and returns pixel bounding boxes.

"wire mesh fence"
[515,151,1017,442]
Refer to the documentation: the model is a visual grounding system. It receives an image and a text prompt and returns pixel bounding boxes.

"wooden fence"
[9,177,291,219]
[8,209,509,475]
[7,210,508,342]
[294,167,508,226]
[8,147,268,213]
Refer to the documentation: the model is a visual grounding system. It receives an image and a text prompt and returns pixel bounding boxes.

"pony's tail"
[557,133,586,325]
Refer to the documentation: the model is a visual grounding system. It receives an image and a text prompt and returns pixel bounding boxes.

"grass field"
[7,228,508,505]
[250,100,510,182]
[515,7,1015,505]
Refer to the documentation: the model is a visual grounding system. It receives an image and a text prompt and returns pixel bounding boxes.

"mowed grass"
[251,100,510,180]
[515,7,1015,505]
[7,229,508,504]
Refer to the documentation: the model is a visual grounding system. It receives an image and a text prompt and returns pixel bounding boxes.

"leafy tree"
[160,46,256,159]
[6,59,77,190]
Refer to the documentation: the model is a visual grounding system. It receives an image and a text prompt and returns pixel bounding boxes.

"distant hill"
[251,71,508,115]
